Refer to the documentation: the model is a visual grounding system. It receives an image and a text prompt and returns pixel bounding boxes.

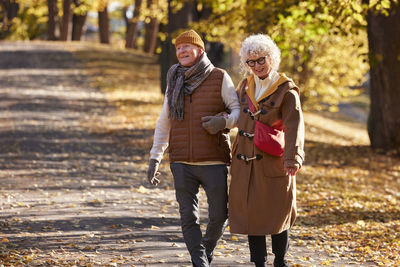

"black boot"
[273,257,289,267]
[248,235,267,266]
[272,230,289,267]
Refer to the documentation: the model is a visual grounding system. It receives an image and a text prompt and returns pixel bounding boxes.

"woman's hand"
[285,164,299,176]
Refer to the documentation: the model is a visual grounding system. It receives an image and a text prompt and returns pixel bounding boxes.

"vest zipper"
[189,94,193,161]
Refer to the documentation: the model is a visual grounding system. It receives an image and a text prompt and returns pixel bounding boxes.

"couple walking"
[147,30,305,267]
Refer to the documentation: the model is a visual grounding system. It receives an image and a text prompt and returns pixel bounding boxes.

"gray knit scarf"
[167,52,215,120]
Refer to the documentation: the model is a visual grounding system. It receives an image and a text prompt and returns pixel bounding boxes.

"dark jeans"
[248,230,289,264]
[170,163,228,267]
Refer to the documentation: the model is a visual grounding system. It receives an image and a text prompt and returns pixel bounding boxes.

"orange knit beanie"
[175,30,205,50]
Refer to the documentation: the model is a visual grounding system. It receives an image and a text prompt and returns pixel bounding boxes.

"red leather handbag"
[254,120,284,156]
[246,94,285,157]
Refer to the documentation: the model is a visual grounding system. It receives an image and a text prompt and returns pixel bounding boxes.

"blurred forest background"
[1,0,400,266]
[1,0,399,150]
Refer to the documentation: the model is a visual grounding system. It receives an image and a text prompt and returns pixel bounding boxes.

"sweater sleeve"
[149,89,171,163]
[281,89,305,168]
[221,72,240,129]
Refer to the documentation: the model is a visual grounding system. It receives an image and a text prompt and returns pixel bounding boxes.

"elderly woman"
[228,34,305,267]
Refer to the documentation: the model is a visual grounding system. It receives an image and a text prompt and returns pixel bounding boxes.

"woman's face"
[246,54,272,79]
[176,43,202,67]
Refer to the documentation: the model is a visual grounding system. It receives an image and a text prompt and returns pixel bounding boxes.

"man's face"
[176,43,202,67]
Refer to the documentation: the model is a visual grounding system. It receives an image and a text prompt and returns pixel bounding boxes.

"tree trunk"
[47,0,57,40]
[144,0,159,54]
[71,13,86,41]
[60,0,71,41]
[98,5,110,44]
[125,0,142,49]
[71,0,87,41]
[367,2,400,150]
[0,0,19,39]
[144,19,159,53]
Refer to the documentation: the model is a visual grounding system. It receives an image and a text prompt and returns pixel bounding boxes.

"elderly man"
[147,29,240,266]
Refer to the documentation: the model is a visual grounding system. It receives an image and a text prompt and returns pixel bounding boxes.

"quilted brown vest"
[168,68,231,164]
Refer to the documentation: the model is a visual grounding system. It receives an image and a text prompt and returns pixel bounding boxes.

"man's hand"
[201,115,226,135]
[147,159,160,186]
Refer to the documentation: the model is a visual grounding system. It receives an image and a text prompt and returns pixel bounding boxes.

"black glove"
[201,115,226,135]
[147,159,160,186]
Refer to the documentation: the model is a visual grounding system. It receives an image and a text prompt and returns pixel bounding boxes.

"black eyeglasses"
[246,56,266,67]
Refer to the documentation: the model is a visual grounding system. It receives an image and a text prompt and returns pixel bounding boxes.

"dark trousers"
[170,163,228,267]
[248,230,289,264]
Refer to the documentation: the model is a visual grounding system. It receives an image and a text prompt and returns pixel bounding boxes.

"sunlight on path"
[0,42,384,266]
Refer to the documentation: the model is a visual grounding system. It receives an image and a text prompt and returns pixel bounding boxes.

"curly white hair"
[239,34,281,75]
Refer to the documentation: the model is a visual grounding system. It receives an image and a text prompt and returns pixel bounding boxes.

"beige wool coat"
[228,74,305,235]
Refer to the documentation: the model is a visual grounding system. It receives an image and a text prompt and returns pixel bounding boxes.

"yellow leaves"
[1,238,9,242]
[295,111,400,266]
[357,220,366,227]
[352,13,365,24]
[25,255,33,262]
[328,105,339,113]
[300,232,313,238]
[231,236,239,241]
[137,186,148,194]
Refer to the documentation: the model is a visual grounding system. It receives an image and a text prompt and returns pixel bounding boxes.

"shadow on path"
[0,42,182,266]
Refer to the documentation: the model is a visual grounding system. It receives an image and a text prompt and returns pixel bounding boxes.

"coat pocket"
[258,154,287,178]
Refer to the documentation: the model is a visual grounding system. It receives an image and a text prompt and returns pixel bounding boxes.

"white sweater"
[253,70,280,101]
[150,71,240,164]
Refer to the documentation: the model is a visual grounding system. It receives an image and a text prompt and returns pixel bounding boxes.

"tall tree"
[47,0,58,40]
[125,0,142,49]
[367,1,400,149]
[60,0,71,41]
[0,0,19,39]
[143,0,159,54]
[98,4,109,43]
[71,0,87,41]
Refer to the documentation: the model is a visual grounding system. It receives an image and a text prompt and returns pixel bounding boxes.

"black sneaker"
[207,254,213,264]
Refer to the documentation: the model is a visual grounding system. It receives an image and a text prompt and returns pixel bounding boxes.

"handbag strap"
[244,79,257,113]
[245,93,256,113]
[245,83,284,131]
